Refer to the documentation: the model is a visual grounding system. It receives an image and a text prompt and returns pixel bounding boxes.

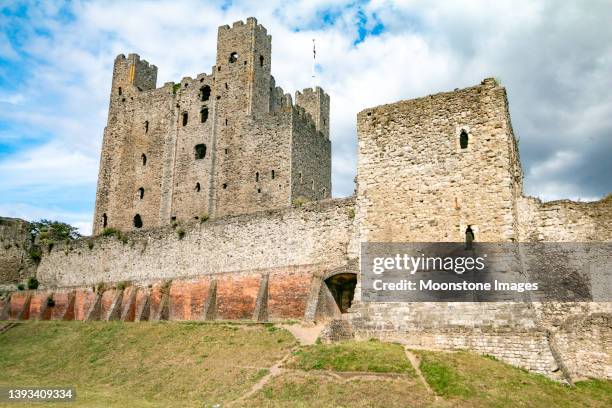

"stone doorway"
[324,273,357,313]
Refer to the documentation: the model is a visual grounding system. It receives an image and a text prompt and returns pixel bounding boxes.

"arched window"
[102,213,107,228]
[260,55,264,67]
[200,85,211,101]
[144,120,149,133]
[141,153,147,166]
[182,112,189,126]
[195,182,201,192]
[460,130,469,149]
[200,107,209,123]
[195,144,206,159]
[133,214,143,228]
[138,187,144,199]
[229,52,239,63]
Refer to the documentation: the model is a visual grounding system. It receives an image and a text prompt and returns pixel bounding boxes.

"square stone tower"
[356,78,523,243]
[93,18,331,235]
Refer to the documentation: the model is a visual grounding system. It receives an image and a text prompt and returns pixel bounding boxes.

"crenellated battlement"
[295,86,330,139]
[94,17,332,235]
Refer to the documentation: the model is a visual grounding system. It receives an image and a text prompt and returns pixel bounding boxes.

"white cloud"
[0,142,98,189]
[0,0,611,230]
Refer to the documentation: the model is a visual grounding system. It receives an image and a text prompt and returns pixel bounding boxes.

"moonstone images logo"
[361,242,612,302]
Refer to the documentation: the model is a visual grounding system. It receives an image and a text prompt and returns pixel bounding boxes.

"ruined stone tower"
[93,17,331,234]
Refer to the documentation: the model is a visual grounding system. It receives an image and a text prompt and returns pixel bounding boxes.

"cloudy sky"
[1,0,611,234]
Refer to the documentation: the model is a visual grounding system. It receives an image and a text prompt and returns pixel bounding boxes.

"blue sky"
[1,0,611,234]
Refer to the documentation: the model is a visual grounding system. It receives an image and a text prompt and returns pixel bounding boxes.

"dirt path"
[278,323,325,345]
[404,348,439,398]
[228,350,293,406]
[0,322,19,334]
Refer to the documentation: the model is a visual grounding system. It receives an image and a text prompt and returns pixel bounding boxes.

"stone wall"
[355,78,522,244]
[39,198,356,288]
[0,217,36,286]
[349,78,611,381]
[518,195,612,241]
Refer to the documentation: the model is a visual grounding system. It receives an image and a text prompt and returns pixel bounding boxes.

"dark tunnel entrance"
[325,273,357,313]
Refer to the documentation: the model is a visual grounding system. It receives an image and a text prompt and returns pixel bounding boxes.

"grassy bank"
[0,321,610,407]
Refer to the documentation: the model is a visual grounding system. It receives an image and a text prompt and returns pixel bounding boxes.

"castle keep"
[93,17,331,234]
[1,18,610,383]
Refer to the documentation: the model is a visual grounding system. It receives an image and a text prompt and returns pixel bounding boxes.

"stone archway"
[324,273,357,314]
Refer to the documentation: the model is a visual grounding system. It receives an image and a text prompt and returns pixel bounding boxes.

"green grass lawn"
[0,321,295,407]
[0,321,610,407]
[415,350,612,408]
[285,339,415,374]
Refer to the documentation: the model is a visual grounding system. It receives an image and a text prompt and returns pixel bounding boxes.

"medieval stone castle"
[93,17,330,234]
[1,18,610,383]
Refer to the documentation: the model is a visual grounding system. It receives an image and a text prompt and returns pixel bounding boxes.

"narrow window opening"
[102,213,107,228]
[200,107,209,123]
[299,172,303,183]
[465,226,475,250]
[195,144,207,159]
[184,82,188,88]
[195,182,201,192]
[144,120,149,133]
[133,214,143,228]
[171,216,176,221]
[138,187,144,199]
[311,180,315,190]
[182,112,189,126]
[200,85,211,101]
[229,52,238,63]
[225,82,228,90]
[217,66,221,72]
[225,118,228,125]
[222,183,228,189]
[224,148,229,154]
[121,98,126,102]
[118,87,122,96]
[259,55,264,67]
[257,188,261,193]
[141,153,147,166]
[460,130,469,149]
[322,187,327,197]
[255,172,259,182]
[271,170,275,179]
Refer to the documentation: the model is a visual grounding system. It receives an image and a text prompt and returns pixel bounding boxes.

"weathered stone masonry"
[349,78,611,381]
[93,17,331,235]
[0,18,610,383]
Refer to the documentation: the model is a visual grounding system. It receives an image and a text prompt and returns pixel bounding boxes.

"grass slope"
[286,339,415,374]
[416,350,612,408]
[0,321,294,407]
[0,321,610,408]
